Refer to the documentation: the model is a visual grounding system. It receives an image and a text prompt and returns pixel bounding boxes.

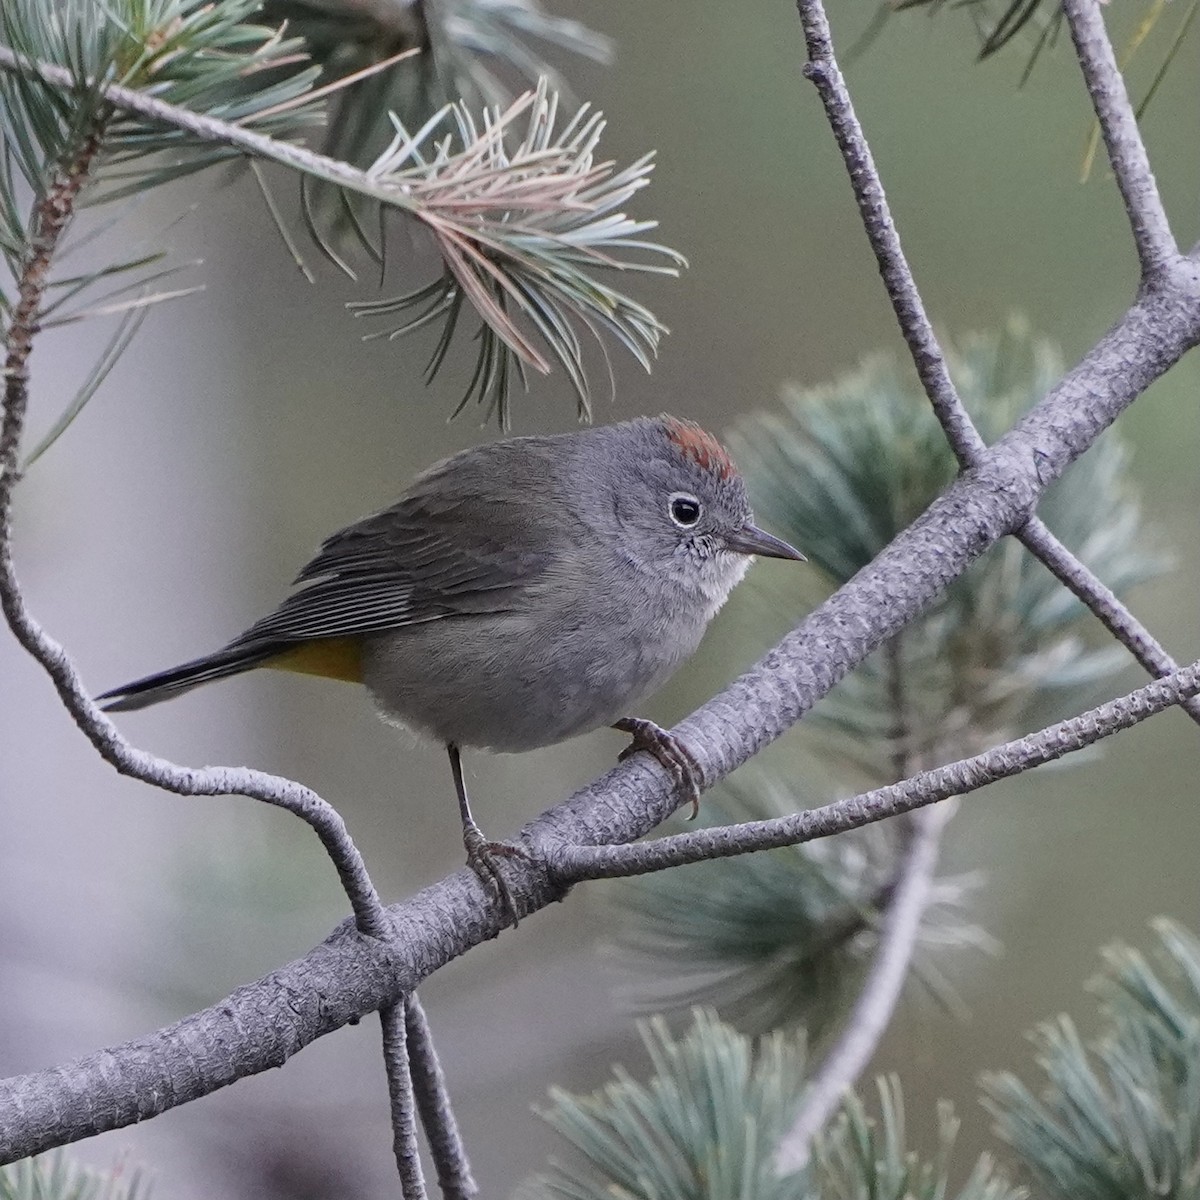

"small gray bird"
[100,415,804,904]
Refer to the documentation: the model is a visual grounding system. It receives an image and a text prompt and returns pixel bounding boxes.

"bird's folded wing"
[230,491,557,650]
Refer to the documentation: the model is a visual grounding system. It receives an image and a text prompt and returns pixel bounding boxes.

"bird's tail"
[97,643,280,712]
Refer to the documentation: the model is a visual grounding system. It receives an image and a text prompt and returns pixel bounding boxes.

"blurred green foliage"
[519,1010,1021,1200]
[0,1153,149,1200]
[985,919,1200,1200]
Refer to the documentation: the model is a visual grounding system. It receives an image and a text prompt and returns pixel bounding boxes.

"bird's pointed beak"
[725,524,806,561]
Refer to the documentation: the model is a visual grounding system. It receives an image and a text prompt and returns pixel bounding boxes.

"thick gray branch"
[7,652,1200,1161]
[3,266,1197,1161]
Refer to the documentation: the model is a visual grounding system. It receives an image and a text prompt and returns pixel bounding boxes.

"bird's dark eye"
[669,492,702,527]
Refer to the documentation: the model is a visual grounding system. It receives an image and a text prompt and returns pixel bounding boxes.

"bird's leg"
[447,743,526,923]
[613,717,703,819]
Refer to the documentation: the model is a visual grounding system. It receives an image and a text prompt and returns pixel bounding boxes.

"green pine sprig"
[0,1152,150,1200]
[346,81,684,423]
[1,0,683,440]
[984,919,1200,1200]
[519,1010,1021,1200]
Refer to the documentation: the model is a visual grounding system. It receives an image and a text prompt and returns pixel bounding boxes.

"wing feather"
[231,439,566,652]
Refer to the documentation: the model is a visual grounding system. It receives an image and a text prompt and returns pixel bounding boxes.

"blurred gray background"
[2,3,1199,1196]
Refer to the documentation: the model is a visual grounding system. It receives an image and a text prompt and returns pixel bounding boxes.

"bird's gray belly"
[359,607,704,752]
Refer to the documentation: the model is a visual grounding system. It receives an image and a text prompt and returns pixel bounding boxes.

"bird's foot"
[462,821,528,925]
[613,716,703,819]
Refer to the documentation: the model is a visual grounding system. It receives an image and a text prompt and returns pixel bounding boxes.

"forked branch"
[794,0,1198,728]
[547,653,1200,881]
[7,652,1200,1160]
[2,0,1200,1174]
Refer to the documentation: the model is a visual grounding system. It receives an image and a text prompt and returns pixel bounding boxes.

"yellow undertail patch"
[265,637,364,683]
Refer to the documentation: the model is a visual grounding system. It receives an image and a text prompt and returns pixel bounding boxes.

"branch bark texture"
[3,274,1198,1159]
[2,0,1199,1171]
[381,999,428,1199]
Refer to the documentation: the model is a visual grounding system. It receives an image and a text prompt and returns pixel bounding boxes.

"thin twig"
[1061,0,1178,277]
[1019,517,1200,727]
[546,655,1200,881]
[0,45,428,218]
[796,0,1196,726]
[794,0,986,468]
[381,1000,428,1200]
[0,117,389,942]
[775,803,952,1174]
[406,997,478,1199]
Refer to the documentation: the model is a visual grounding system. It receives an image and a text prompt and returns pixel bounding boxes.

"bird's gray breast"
[359,551,713,753]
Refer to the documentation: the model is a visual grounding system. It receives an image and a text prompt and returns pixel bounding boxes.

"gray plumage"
[100,415,804,755]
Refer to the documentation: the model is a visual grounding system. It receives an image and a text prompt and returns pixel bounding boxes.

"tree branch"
[797,0,1197,727]
[380,1000,428,1199]
[774,803,952,1174]
[794,0,986,468]
[405,997,478,1200]
[1019,517,1200,727]
[0,632,1189,1167]
[1061,0,1178,277]
[547,655,1200,880]
[6,658,1200,1162]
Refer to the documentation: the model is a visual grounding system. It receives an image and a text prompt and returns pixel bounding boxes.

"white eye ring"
[668,492,702,528]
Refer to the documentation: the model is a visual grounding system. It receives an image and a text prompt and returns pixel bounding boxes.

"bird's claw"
[613,716,704,819]
[462,822,528,925]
